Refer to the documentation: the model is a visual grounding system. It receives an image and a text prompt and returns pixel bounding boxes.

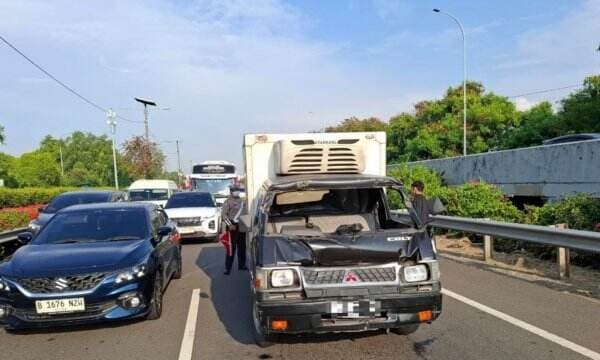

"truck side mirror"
[238,214,252,232]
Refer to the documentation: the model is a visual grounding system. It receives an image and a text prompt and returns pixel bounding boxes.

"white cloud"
[513,97,536,111]
[0,0,425,168]
[497,0,600,72]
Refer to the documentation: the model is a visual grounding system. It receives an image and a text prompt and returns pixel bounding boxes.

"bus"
[187,161,238,205]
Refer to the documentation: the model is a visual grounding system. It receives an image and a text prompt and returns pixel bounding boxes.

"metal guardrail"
[393,211,600,279]
[392,212,600,253]
[0,227,27,245]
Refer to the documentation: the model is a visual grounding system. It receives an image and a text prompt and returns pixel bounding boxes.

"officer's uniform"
[221,192,246,273]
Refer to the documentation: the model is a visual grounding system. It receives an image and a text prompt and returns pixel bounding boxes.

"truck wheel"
[391,324,420,335]
[252,301,274,348]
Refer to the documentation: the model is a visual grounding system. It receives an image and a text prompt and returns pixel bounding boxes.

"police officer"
[221,185,247,275]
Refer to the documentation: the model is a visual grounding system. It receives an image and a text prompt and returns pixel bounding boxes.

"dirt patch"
[435,235,600,300]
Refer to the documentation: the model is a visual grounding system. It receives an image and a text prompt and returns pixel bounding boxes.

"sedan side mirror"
[431,197,445,215]
[17,232,33,244]
[157,226,172,237]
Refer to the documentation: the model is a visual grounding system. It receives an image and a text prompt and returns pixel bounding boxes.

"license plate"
[330,300,380,318]
[35,298,86,314]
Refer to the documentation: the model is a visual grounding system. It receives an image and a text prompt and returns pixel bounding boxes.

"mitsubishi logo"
[54,278,69,290]
[343,271,360,284]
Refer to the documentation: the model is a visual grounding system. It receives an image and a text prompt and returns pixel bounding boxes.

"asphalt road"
[1,242,599,360]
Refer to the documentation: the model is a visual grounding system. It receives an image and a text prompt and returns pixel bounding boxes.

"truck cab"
[241,132,442,346]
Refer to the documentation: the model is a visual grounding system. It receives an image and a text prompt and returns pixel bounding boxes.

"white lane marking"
[443,288,600,360]
[178,288,201,360]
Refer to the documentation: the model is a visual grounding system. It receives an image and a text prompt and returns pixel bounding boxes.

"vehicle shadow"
[196,245,256,345]
[4,318,145,335]
[195,246,390,346]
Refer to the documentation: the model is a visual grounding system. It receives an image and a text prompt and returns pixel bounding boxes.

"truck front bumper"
[256,291,442,334]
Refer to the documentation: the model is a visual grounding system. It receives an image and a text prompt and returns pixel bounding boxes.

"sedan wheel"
[147,273,164,320]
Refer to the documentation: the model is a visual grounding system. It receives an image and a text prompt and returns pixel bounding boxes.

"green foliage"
[0,187,76,208]
[324,117,387,133]
[438,183,522,222]
[525,194,600,231]
[501,102,559,149]
[558,75,600,134]
[10,150,61,187]
[0,210,30,231]
[387,164,444,196]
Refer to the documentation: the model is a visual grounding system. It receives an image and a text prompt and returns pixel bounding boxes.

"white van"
[127,179,179,208]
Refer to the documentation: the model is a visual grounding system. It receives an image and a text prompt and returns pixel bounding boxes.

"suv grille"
[17,273,108,294]
[303,267,397,285]
[174,217,202,226]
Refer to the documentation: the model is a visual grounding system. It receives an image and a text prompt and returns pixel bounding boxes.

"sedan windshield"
[128,189,169,201]
[33,208,148,244]
[45,193,111,213]
[165,193,215,208]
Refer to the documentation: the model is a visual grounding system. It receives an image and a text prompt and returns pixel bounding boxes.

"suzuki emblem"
[54,278,69,290]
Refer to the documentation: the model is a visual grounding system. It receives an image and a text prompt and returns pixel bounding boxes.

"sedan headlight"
[270,269,296,288]
[403,265,428,283]
[0,278,10,292]
[115,265,147,284]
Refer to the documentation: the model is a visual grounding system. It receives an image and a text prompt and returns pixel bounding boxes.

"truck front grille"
[302,267,397,285]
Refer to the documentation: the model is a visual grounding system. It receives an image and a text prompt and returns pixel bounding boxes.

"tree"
[500,102,558,149]
[387,114,418,162]
[325,117,387,132]
[557,74,600,134]
[39,132,126,187]
[10,150,61,187]
[122,136,165,180]
[0,124,4,144]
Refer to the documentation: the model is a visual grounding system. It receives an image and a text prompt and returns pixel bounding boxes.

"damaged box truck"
[240,132,442,346]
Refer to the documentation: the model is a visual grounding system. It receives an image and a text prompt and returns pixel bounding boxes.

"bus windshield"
[191,178,233,195]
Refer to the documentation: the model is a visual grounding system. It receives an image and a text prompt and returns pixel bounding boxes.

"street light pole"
[134,97,157,141]
[106,109,119,190]
[433,8,467,156]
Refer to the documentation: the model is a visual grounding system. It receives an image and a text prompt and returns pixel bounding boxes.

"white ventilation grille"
[275,139,366,174]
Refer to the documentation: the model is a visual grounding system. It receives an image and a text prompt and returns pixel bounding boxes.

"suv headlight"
[115,265,147,284]
[0,278,10,292]
[403,265,428,282]
[270,269,296,288]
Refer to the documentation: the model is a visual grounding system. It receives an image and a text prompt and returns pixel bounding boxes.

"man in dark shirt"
[410,181,438,260]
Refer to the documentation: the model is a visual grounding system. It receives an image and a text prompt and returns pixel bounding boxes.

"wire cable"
[508,84,582,98]
[0,34,143,124]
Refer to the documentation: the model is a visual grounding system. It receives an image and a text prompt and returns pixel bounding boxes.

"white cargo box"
[243,132,386,212]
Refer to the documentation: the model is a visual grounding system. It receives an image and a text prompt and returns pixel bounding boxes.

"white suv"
[164,192,220,240]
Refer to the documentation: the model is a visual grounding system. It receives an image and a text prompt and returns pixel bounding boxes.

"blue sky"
[1,0,598,170]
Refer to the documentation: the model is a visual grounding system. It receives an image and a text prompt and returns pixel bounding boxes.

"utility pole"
[175,140,182,185]
[106,109,119,190]
[59,143,64,177]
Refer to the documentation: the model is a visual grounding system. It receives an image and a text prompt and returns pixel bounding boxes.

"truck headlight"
[403,265,428,282]
[270,269,296,288]
[115,265,147,284]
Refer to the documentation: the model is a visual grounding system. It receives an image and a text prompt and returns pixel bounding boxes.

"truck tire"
[252,301,275,347]
[391,324,420,335]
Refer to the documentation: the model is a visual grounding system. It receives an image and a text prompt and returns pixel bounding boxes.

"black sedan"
[0,202,181,330]
[28,190,126,233]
